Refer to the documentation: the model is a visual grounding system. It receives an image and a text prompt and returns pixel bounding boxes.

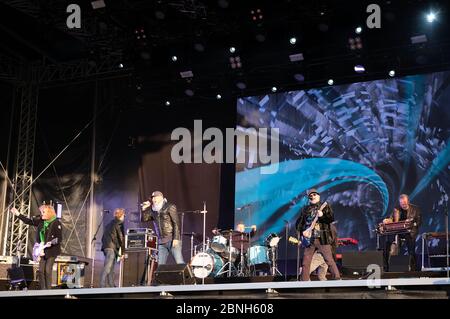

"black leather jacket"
[143,202,180,241]
[17,214,62,258]
[101,218,125,255]
[295,201,334,245]
[392,203,422,237]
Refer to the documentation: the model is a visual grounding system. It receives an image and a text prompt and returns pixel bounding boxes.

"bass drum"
[190,250,224,278]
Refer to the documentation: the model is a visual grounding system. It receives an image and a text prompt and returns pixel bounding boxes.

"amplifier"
[125,233,158,249]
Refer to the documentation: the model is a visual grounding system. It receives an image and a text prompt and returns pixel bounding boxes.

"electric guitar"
[299,202,327,247]
[32,238,58,262]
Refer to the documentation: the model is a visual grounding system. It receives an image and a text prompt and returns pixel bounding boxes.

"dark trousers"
[302,239,340,281]
[385,233,417,271]
[39,256,56,290]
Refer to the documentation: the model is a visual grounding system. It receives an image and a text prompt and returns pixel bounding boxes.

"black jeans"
[384,233,417,271]
[302,239,340,281]
[39,256,56,290]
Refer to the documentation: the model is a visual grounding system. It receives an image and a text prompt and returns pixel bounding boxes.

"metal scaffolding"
[2,68,39,257]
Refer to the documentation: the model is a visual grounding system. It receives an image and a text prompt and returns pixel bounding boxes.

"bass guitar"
[299,202,327,247]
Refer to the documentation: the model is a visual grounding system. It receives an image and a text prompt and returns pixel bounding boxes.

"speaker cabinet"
[121,248,157,287]
[341,251,384,275]
[154,264,195,285]
[389,255,410,272]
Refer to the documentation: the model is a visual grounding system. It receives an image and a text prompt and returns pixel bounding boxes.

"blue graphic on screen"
[235,71,450,251]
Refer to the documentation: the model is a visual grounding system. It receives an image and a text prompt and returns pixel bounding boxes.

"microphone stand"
[445,197,449,278]
[284,220,289,281]
[296,231,300,281]
[90,210,105,288]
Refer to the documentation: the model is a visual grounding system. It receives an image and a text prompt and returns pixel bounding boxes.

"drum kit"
[187,229,282,279]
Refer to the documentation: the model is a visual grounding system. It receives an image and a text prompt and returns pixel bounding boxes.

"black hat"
[307,188,320,197]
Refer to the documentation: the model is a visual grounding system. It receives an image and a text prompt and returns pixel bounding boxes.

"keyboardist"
[382,194,422,271]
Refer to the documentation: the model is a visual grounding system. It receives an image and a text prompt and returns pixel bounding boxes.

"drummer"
[232,222,257,251]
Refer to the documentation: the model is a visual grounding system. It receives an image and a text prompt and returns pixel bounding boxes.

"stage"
[1,275,449,299]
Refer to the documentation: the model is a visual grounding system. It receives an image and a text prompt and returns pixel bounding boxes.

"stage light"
[91,0,106,9]
[216,94,222,100]
[184,89,194,97]
[194,43,205,52]
[389,70,395,77]
[411,34,427,44]
[294,73,305,82]
[355,26,362,34]
[250,8,263,21]
[229,47,236,53]
[348,37,363,50]
[171,55,178,62]
[328,79,334,85]
[289,53,304,62]
[118,63,124,68]
[229,56,242,69]
[236,82,247,90]
[354,65,365,73]
[426,12,436,23]
[180,70,194,78]
[289,37,297,45]
[271,86,277,92]
[165,101,171,106]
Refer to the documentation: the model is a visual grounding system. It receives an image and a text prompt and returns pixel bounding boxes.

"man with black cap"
[295,188,341,281]
[142,191,184,264]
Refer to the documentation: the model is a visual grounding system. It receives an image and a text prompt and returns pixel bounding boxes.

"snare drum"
[246,245,270,266]
[190,250,224,278]
[211,235,228,252]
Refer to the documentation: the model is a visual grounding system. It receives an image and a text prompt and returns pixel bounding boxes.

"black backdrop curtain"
[137,133,222,262]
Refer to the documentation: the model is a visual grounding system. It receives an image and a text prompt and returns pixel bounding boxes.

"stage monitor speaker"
[341,251,384,276]
[154,264,195,285]
[389,255,410,272]
[121,249,150,287]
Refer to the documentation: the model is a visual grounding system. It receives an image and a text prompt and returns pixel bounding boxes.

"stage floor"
[1,276,449,299]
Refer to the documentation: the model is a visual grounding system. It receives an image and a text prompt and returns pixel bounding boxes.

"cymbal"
[220,229,243,235]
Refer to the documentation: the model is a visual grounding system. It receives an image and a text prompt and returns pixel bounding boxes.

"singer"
[141,191,184,265]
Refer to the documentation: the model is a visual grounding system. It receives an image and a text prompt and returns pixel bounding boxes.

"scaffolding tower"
[2,70,39,257]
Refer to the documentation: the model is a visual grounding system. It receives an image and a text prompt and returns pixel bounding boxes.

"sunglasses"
[308,193,319,199]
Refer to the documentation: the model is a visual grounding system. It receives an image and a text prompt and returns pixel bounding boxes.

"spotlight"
[271,86,277,92]
[118,63,124,68]
[354,65,365,73]
[411,34,427,44]
[289,37,297,45]
[194,43,205,52]
[91,0,106,9]
[355,26,362,34]
[180,70,194,78]
[171,55,178,62]
[294,73,305,82]
[236,82,247,90]
[216,94,222,100]
[229,47,236,53]
[229,56,242,69]
[184,89,195,97]
[250,8,263,21]
[165,101,171,106]
[289,53,304,62]
[328,79,334,85]
[389,70,395,77]
[426,12,436,23]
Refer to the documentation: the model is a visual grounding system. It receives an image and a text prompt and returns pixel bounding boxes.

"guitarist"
[295,189,340,281]
[12,205,62,289]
